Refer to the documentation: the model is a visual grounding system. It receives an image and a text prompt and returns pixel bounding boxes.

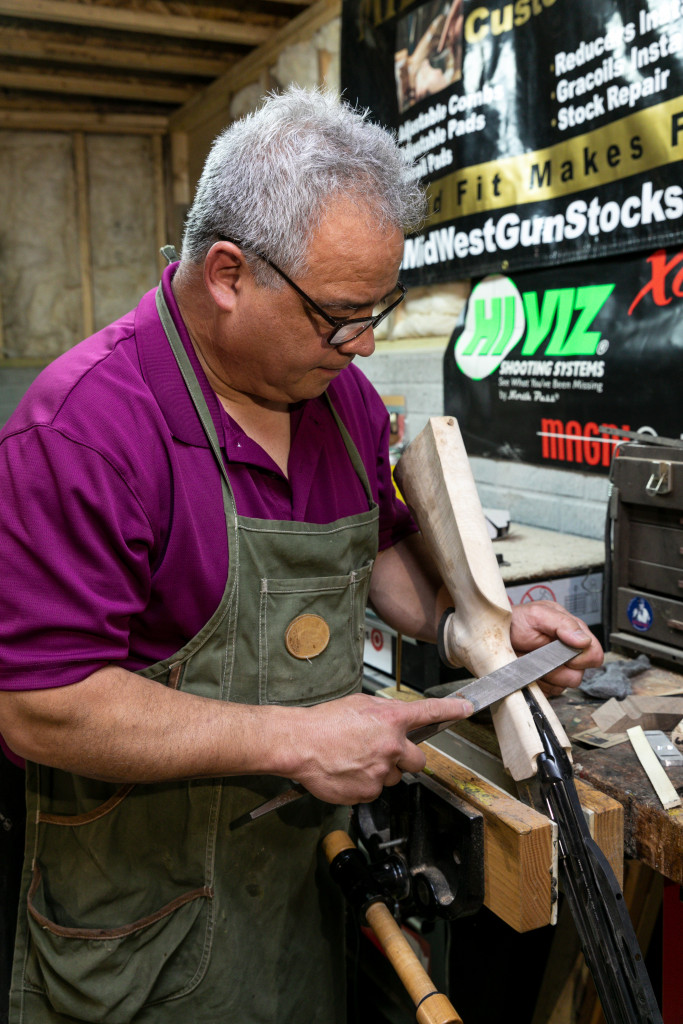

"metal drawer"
[627,521,683,569]
[613,446,683,508]
[627,559,683,599]
[616,587,683,647]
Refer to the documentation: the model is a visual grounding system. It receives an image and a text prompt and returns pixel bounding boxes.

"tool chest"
[610,441,683,669]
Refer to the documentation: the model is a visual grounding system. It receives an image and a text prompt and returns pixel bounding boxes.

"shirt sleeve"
[0,425,156,691]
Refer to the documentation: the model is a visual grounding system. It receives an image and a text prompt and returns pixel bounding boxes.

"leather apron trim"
[37,784,135,826]
[27,865,212,941]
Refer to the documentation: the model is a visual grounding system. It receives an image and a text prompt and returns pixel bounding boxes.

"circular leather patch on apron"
[284,614,331,659]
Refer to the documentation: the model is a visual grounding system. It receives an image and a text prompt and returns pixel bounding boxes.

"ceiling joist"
[0,0,321,131]
[0,0,276,46]
[0,26,231,78]
[0,68,195,104]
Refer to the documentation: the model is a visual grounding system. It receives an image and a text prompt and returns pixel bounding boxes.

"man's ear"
[203,240,247,312]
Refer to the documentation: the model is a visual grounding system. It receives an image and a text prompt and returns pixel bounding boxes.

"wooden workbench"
[550,658,683,885]
[493,523,605,586]
[422,656,683,886]
[472,528,682,884]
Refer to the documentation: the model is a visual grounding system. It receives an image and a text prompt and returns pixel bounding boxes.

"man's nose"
[335,326,375,358]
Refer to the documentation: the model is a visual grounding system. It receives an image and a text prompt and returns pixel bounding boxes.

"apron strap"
[323,393,375,509]
[155,285,237,508]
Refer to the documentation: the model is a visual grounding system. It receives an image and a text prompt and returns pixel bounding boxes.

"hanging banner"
[442,244,683,471]
[341,0,683,284]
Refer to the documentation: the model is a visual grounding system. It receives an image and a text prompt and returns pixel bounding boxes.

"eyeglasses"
[219,236,406,346]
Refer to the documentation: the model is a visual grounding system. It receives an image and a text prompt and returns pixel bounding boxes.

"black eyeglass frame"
[218,236,406,346]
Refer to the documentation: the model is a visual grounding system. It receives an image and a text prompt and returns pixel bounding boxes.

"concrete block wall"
[470,455,611,541]
[360,342,611,541]
[360,340,446,436]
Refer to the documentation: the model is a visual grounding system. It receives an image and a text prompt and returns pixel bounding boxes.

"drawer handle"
[645,462,672,496]
[667,619,683,632]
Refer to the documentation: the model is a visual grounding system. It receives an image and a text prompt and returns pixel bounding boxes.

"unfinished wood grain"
[382,685,625,925]
[0,109,168,133]
[0,24,230,78]
[422,745,556,932]
[0,0,275,46]
[574,779,624,886]
[592,695,683,734]
[627,726,682,810]
[427,720,623,886]
[380,685,555,928]
[0,68,193,104]
[394,416,571,782]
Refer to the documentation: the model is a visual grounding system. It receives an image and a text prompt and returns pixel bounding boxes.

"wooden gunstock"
[394,416,571,782]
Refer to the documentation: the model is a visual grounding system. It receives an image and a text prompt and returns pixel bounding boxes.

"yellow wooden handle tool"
[322,830,463,1024]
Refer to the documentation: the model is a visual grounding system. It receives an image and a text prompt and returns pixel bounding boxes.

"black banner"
[342,0,683,284]
[442,244,683,470]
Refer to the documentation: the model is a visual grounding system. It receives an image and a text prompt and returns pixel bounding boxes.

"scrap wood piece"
[627,726,682,810]
[571,725,629,749]
[592,695,683,734]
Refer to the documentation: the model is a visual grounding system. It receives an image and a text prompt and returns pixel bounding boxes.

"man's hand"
[509,600,603,696]
[286,692,473,806]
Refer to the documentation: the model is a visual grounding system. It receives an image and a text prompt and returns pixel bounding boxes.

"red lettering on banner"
[628,249,683,315]
[540,418,630,467]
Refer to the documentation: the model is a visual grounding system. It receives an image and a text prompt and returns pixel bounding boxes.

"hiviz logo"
[455,276,614,380]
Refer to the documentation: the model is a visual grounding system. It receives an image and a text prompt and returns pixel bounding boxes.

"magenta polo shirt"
[0,264,416,750]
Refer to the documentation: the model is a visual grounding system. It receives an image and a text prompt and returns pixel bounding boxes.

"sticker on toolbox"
[627,596,654,633]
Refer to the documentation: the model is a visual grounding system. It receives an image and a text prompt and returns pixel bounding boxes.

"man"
[0,87,601,1024]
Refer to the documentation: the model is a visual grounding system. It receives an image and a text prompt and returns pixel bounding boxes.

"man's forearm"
[0,663,474,804]
[0,667,301,784]
[369,533,451,643]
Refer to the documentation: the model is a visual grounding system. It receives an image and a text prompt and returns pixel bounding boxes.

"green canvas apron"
[10,285,379,1024]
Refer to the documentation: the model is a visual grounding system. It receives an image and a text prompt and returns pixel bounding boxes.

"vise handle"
[323,830,462,1024]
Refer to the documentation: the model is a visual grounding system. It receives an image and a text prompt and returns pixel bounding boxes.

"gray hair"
[180,86,426,284]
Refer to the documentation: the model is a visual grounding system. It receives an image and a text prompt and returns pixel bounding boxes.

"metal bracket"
[645,461,673,497]
[353,774,485,922]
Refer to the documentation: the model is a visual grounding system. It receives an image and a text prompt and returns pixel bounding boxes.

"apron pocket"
[259,561,373,705]
[25,865,213,1024]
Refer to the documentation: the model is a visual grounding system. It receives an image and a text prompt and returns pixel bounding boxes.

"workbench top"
[424,652,683,885]
[493,523,605,585]
[551,658,683,884]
